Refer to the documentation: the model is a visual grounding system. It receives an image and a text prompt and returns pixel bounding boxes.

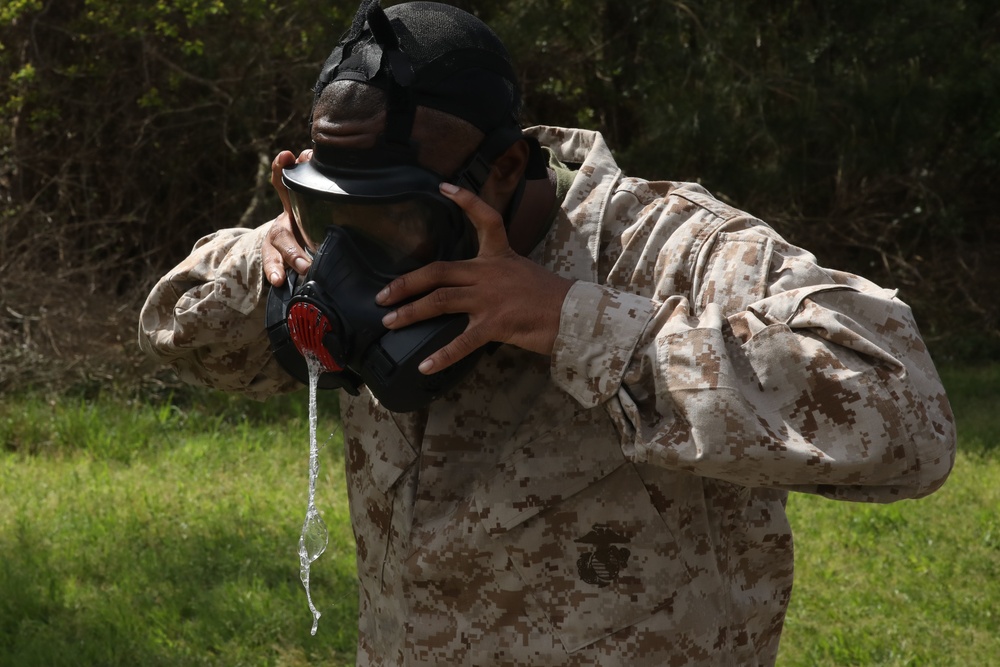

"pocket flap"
[474,409,624,535]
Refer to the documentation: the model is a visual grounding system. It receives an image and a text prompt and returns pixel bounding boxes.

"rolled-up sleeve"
[551,216,956,502]
[138,223,299,401]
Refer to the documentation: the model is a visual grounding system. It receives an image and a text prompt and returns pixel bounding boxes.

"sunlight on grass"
[1,365,997,666]
[778,365,1000,666]
[0,388,357,667]
[779,453,1000,666]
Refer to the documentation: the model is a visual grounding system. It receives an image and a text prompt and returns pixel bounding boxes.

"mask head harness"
[266,1,545,412]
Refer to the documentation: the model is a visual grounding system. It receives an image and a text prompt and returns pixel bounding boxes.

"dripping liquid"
[299,354,334,636]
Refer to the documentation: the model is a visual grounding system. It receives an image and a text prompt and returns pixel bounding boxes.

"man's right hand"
[263,149,313,287]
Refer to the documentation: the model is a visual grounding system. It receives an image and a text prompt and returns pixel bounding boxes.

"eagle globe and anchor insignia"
[575,524,631,587]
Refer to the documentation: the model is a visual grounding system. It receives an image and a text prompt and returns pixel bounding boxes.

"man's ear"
[481,139,530,207]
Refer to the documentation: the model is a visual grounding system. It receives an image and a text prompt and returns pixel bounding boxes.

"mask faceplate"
[265,223,484,413]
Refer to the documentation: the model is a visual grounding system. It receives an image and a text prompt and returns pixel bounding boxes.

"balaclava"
[310,0,546,179]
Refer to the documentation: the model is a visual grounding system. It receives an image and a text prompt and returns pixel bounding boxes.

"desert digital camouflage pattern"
[139,126,956,666]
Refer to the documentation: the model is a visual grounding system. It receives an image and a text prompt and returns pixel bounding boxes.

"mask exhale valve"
[287,302,343,373]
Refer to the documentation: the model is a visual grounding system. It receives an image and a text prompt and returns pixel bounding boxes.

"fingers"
[263,213,311,287]
[381,281,504,376]
[264,149,314,287]
[270,148,313,216]
[373,185,516,373]
[416,327,491,375]
[376,185,514,307]
[375,262,506,375]
[376,260,458,307]
[379,252,573,372]
[438,182,510,255]
[271,151,296,213]
[380,282,479,330]
[376,183,566,374]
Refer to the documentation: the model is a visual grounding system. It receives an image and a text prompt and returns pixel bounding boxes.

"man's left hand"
[375,182,574,374]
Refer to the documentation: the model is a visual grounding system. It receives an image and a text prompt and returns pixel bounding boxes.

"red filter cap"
[287,302,343,372]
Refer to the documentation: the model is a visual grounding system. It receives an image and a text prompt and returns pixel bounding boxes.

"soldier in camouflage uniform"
[138,2,956,665]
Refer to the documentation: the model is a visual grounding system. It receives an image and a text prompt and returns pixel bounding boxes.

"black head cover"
[312,1,523,156]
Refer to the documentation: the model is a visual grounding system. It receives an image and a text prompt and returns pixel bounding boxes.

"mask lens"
[290,192,441,269]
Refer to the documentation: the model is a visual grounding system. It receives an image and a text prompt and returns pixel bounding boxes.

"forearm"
[138,222,300,400]
[551,280,956,501]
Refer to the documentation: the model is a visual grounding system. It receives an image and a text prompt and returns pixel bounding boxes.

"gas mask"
[264,138,515,413]
[264,0,535,412]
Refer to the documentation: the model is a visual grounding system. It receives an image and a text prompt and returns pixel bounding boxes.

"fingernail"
[376,287,390,304]
[381,311,397,327]
[269,271,281,285]
[418,358,434,374]
[294,257,310,274]
[439,182,459,195]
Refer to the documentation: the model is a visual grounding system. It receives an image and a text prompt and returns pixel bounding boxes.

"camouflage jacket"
[139,126,956,666]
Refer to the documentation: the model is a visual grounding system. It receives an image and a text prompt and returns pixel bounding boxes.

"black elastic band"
[366,2,417,149]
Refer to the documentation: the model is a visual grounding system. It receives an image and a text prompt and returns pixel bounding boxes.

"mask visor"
[283,160,475,272]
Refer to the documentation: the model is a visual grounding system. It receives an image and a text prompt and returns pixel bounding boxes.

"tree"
[1,0,997,392]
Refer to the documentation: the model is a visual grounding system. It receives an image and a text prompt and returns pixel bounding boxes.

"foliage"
[0,0,346,287]
[490,0,1000,357]
[1,0,998,393]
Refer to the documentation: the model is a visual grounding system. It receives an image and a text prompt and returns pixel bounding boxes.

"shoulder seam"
[673,188,744,224]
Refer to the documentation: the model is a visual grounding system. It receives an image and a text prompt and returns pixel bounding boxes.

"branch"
[237,151,273,229]
[142,42,234,105]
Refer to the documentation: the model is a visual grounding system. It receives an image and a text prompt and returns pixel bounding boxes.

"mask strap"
[365,2,417,150]
[450,126,534,227]
[451,125,524,191]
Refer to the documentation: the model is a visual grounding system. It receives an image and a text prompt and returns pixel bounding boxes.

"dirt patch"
[0,279,172,396]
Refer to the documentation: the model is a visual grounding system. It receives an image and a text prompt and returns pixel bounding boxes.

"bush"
[1,0,997,393]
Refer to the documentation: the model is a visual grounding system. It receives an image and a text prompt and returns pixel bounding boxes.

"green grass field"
[1,365,997,666]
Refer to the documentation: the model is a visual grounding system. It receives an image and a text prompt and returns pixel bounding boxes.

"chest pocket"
[473,408,695,653]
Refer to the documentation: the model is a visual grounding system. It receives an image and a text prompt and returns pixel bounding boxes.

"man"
[139,1,956,665]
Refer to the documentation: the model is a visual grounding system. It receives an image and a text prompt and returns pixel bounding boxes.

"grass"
[778,363,1000,666]
[0,388,358,667]
[0,364,997,666]
[779,454,1000,666]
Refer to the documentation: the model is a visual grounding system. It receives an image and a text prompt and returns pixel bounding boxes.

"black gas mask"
[264,0,535,412]
[265,138,513,413]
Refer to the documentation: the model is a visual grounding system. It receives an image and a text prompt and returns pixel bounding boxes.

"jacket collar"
[524,126,622,284]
